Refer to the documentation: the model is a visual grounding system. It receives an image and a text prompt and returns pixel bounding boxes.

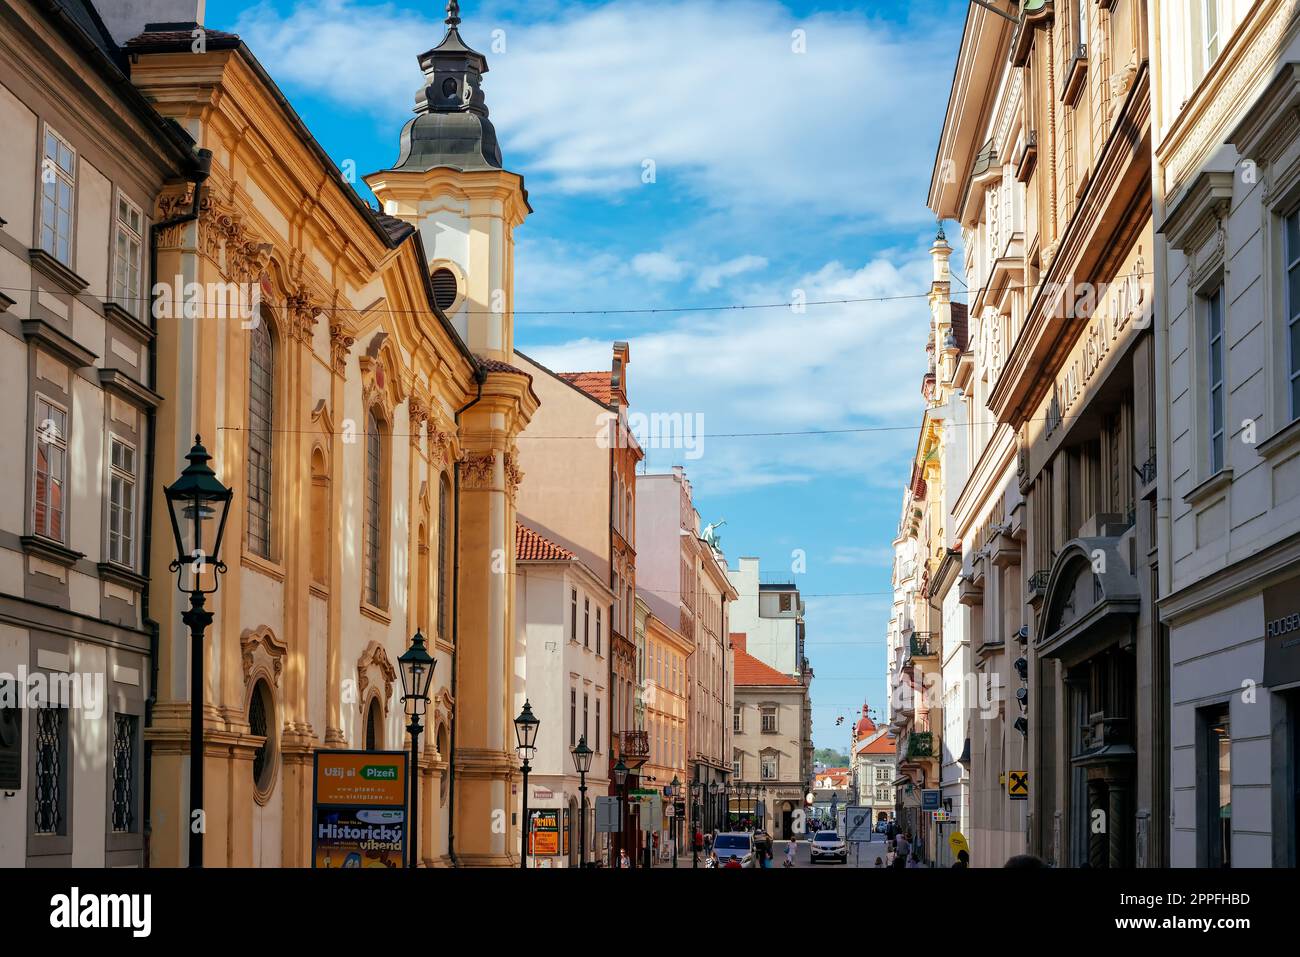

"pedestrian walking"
[619,848,630,868]
[785,842,796,868]
[951,849,969,869]
[907,850,923,868]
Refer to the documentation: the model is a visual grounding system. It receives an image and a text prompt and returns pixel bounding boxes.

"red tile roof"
[861,734,897,755]
[558,371,614,404]
[733,642,802,687]
[515,522,574,562]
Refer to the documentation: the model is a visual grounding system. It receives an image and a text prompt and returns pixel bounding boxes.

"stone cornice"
[1160,170,1235,252]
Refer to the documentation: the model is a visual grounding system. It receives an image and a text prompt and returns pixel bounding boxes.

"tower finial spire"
[446,0,461,27]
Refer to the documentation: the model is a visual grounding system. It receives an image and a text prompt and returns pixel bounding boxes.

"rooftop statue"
[701,519,727,550]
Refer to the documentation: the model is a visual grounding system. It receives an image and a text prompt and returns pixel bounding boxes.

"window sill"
[1256,418,1300,462]
[241,549,285,583]
[1183,468,1234,507]
[102,301,154,343]
[98,368,161,409]
[28,248,88,295]
[21,535,83,568]
[308,581,329,601]
[98,561,147,591]
[360,602,391,626]
[21,317,97,368]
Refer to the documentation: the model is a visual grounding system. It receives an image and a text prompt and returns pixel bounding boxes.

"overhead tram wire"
[0,273,1153,319]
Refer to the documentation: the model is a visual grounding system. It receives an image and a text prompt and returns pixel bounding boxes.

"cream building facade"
[925,0,1161,868]
[0,0,196,867]
[118,3,537,867]
[1151,0,1300,867]
[731,633,806,839]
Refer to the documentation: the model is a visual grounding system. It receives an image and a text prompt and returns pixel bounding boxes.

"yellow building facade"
[133,8,536,866]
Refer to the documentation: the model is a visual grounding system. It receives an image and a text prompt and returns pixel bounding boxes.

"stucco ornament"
[356,640,398,715]
[241,626,288,688]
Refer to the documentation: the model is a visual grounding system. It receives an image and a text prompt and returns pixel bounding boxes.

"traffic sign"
[1008,770,1029,800]
[595,796,621,832]
[844,805,874,843]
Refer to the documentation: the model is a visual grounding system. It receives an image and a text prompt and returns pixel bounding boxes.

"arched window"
[248,679,277,803]
[246,320,274,557]
[363,409,386,607]
[365,698,382,750]
[437,474,451,641]
[310,447,329,585]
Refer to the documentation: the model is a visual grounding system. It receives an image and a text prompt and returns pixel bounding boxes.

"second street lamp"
[613,758,629,869]
[163,436,233,870]
[397,630,436,869]
[514,701,540,870]
[670,775,681,868]
[690,782,702,867]
[571,734,593,868]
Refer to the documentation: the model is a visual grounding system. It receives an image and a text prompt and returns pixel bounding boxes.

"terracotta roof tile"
[558,371,613,404]
[733,644,801,687]
[515,522,574,562]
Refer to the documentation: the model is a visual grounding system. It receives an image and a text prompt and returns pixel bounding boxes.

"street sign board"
[932,809,951,822]
[311,750,408,868]
[1008,770,1029,800]
[844,805,874,843]
[921,788,941,811]
[595,796,621,833]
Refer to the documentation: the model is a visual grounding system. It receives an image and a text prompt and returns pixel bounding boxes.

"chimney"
[96,0,205,46]
[730,633,747,653]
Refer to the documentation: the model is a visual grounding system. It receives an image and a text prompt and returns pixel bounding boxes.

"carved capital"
[503,450,523,503]
[329,322,356,376]
[459,451,496,490]
[285,287,320,343]
[408,395,430,446]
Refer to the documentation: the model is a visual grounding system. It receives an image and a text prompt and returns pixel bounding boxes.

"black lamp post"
[397,630,436,869]
[690,782,702,867]
[163,436,233,870]
[514,700,540,870]
[670,775,681,868]
[613,758,628,869]
[571,734,593,868]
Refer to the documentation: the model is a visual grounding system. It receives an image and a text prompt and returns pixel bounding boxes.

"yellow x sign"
[1008,770,1029,799]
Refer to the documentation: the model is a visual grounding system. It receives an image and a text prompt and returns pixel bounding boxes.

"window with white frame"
[570,687,576,748]
[1202,0,1221,74]
[39,127,75,265]
[32,397,67,542]
[1285,209,1300,422]
[732,750,742,778]
[595,697,601,752]
[108,438,136,566]
[112,195,144,317]
[595,607,602,655]
[761,753,777,780]
[761,706,778,733]
[584,596,590,648]
[570,588,577,642]
[1205,285,1226,473]
[733,705,742,733]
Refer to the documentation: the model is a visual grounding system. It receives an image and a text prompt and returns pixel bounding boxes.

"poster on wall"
[527,808,570,856]
[311,750,408,868]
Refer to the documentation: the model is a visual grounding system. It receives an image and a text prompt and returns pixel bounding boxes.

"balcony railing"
[618,730,649,769]
[906,731,935,760]
[1027,570,1050,601]
[909,633,937,659]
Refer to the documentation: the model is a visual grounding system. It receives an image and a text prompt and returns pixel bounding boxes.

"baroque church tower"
[366,0,531,362]
[367,0,538,866]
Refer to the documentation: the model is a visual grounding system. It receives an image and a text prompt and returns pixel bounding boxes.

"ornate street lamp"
[689,782,702,867]
[398,630,436,868]
[670,775,682,868]
[514,700,540,870]
[613,758,629,869]
[571,734,593,868]
[163,436,233,869]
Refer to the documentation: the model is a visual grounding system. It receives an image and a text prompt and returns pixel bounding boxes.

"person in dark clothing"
[1004,853,1047,868]
[951,849,970,868]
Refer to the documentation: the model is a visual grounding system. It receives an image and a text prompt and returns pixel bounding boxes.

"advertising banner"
[528,808,570,856]
[311,750,408,868]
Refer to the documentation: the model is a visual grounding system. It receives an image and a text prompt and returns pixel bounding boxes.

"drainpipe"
[141,149,211,867]
[447,363,486,865]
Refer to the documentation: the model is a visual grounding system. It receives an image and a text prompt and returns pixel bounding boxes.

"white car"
[712,832,755,868]
[809,830,848,864]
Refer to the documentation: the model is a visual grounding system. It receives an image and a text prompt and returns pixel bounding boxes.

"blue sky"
[203,0,968,757]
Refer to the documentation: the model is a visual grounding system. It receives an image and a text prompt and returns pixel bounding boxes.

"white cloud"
[695,254,768,291]
[525,244,932,492]
[231,0,957,224]
[632,251,688,282]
